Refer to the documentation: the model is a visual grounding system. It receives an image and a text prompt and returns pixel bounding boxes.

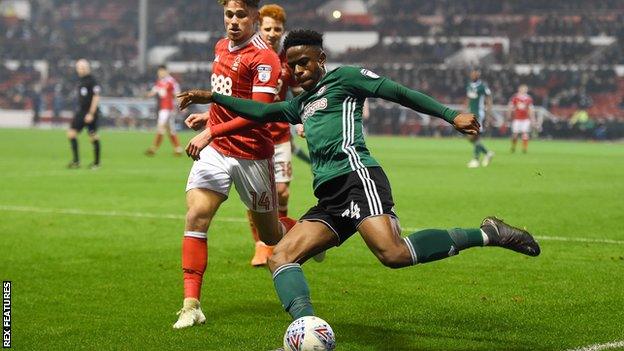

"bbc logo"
[3,281,10,349]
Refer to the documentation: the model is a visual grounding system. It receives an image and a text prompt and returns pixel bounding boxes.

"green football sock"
[473,143,481,159]
[473,140,487,159]
[273,263,314,320]
[404,228,484,264]
[476,141,488,155]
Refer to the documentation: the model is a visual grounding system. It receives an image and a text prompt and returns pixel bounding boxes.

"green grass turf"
[0,128,623,351]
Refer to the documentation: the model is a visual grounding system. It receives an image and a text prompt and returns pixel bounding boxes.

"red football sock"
[279,217,297,235]
[153,134,163,148]
[182,233,207,299]
[278,209,288,218]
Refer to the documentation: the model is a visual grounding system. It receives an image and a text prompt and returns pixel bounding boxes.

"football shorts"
[186,145,276,212]
[512,119,531,134]
[273,141,292,183]
[157,109,176,134]
[301,166,398,244]
[71,110,99,134]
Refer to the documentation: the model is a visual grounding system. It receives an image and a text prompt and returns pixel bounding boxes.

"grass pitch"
[0,129,623,351]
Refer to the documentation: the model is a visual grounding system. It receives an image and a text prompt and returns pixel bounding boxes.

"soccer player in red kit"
[245,4,302,266]
[508,84,535,153]
[173,0,295,329]
[145,65,183,156]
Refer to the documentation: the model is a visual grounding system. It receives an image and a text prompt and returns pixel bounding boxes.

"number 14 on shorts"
[250,191,271,211]
[341,201,361,220]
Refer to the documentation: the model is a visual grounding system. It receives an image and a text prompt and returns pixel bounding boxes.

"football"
[283,316,336,351]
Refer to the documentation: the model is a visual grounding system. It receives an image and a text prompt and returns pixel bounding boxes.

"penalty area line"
[565,340,624,351]
[1,205,623,245]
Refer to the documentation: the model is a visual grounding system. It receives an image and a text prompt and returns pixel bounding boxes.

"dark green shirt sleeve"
[211,93,301,124]
[374,79,459,123]
[339,66,386,97]
[339,66,458,123]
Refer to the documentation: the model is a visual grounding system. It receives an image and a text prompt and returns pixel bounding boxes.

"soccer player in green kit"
[178,30,540,332]
[465,68,495,168]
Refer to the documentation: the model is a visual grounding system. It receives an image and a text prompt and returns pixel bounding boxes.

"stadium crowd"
[1,0,623,138]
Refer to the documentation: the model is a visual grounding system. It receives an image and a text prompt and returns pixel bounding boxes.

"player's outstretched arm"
[212,93,291,123]
[375,79,480,135]
[178,89,214,110]
[178,90,291,123]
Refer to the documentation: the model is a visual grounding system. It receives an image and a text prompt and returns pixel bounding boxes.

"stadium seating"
[1,0,623,131]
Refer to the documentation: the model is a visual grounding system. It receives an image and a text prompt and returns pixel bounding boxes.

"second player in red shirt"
[173,0,296,330]
[508,84,535,153]
[145,65,183,156]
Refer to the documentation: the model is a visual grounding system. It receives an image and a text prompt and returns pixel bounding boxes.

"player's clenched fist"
[185,112,209,131]
[452,113,481,135]
[185,128,213,161]
[177,89,213,110]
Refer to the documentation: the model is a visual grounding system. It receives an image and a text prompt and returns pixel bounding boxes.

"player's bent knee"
[376,247,411,269]
[268,247,293,271]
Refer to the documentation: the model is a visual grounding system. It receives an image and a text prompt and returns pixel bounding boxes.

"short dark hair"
[283,29,323,51]
[158,65,167,70]
[217,0,260,8]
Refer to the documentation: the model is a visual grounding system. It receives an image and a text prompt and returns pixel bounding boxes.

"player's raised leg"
[174,188,225,329]
[269,221,338,320]
[358,215,540,270]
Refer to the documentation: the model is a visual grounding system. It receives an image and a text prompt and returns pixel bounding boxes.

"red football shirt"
[510,93,533,120]
[209,34,281,160]
[267,50,298,145]
[152,75,180,111]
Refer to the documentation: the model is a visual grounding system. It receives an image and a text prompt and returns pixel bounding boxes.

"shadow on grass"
[332,320,533,351]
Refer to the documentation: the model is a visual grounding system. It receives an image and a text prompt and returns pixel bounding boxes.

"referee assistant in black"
[67,59,102,169]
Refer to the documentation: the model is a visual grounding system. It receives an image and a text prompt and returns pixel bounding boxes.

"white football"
[283,316,336,351]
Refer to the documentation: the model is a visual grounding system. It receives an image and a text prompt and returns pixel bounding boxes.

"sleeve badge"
[257,64,273,83]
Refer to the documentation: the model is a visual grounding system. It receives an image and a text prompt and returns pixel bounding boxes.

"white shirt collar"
[228,33,258,52]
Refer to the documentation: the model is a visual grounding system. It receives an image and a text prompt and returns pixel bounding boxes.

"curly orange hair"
[259,4,286,24]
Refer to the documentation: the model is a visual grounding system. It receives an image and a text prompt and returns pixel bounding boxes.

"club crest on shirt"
[316,85,327,96]
[301,98,328,123]
[360,69,380,79]
[257,64,272,83]
[232,55,242,72]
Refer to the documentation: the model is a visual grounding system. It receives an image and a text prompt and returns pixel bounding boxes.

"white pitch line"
[534,235,624,245]
[1,205,623,245]
[0,205,245,223]
[400,227,624,245]
[566,340,624,351]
